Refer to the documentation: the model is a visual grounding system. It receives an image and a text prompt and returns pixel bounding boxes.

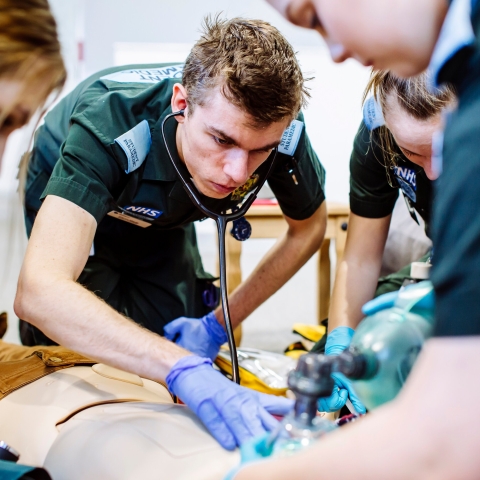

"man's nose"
[327,41,350,63]
[224,150,250,185]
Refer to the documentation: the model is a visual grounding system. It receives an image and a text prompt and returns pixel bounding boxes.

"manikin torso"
[0,364,239,479]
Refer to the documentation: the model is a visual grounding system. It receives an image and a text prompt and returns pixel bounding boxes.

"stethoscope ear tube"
[162,110,278,384]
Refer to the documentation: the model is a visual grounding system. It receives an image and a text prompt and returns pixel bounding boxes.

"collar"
[428,0,475,86]
[142,105,181,182]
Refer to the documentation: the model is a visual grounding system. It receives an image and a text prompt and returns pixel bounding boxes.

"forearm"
[237,338,480,480]
[15,276,189,382]
[328,213,391,332]
[215,203,326,327]
[15,196,189,382]
[235,402,408,480]
[328,256,383,331]
[216,234,317,327]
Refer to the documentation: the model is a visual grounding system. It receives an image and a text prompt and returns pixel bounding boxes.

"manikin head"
[171,16,309,199]
[266,0,448,78]
[0,0,66,164]
[367,71,456,180]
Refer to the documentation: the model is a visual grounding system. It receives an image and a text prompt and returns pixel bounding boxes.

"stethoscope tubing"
[162,110,278,384]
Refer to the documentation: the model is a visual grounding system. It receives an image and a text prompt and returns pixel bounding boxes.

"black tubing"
[216,216,240,384]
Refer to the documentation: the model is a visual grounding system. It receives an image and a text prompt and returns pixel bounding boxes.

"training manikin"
[0,335,238,480]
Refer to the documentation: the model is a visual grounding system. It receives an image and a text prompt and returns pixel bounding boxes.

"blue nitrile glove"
[223,434,273,480]
[167,355,294,450]
[362,290,399,316]
[164,311,227,360]
[318,326,366,414]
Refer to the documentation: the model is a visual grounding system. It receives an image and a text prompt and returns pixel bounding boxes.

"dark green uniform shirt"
[0,460,50,480]
[350,97,433,235]
[24,63,325,343]
[430,0,480,336]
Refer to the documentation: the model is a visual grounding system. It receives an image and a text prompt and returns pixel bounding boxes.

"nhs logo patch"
[124,206,163,219]
[394,166,416,202]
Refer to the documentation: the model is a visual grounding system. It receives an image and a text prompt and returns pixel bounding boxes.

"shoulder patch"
[278,119,304,156]
[115,120,152,174]
[101,64,184,84]
[363,96,385,131]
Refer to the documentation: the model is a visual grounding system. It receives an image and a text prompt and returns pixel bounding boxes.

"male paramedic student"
[14,17,326,450]
[223,0,480,477]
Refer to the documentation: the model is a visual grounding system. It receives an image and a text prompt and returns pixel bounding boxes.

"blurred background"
[0,0,380,347]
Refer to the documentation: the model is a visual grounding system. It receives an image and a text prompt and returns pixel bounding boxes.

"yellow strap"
[292,323,326,342]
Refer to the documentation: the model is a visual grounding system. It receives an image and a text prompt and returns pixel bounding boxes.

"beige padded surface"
[44,402,239,480]
[0,366,173,466]
[92,363,144,386]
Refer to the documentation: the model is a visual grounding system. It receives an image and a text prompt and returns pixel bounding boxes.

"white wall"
[82,0,371,203]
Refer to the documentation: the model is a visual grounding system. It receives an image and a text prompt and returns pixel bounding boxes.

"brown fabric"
[0,340,94,400]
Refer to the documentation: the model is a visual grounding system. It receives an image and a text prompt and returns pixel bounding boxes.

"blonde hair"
[0,0,66,125]
[183,15,310,126]
[364,70,455,176]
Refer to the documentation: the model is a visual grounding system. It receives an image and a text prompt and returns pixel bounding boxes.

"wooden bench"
[218,202,350,344]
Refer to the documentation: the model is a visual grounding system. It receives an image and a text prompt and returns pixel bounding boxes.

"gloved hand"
[223,434,273,480]
[319,326,366,414]
[363,285,434,316]
[362,290,399,316]
[167,355,294,450]
[164,311,227,360]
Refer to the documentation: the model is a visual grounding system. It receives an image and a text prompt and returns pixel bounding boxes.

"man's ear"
[171,84,189,123]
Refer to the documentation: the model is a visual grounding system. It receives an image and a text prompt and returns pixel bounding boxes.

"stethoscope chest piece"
[230,216,252,241]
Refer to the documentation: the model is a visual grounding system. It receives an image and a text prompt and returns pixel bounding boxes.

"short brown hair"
[364,70,455,173]
[183,15,309,126]
[0,0,66,122]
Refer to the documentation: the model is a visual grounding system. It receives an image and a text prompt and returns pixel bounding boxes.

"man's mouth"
[210,181,237,195]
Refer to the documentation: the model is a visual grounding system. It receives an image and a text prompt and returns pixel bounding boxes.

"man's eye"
[2,115,16,128]
[404,150,417,158]
[213,136,229,146]
[310,12,322,30]
[287,3,325,32]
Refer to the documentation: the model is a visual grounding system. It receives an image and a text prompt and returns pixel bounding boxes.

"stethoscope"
[162,110,278,384]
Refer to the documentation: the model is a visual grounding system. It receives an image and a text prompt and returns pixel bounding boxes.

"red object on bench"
[252,198,278,206]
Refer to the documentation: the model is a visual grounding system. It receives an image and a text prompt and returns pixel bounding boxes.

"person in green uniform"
[310,70,455,414]
[14,17,324,450]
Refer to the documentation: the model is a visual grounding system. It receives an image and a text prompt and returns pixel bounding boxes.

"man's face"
[173,85,289,199]
[266,0,448,77]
